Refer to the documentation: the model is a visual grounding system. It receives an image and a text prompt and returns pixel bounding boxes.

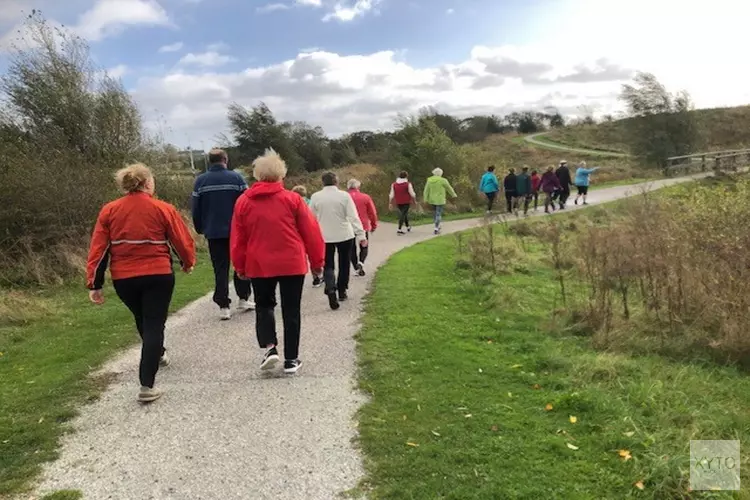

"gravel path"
[35,175,706,500]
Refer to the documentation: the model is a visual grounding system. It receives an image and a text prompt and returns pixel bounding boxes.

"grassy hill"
[545,105,750,154]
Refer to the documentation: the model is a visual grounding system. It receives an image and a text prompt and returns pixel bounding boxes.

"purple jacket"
[540,171,562,193]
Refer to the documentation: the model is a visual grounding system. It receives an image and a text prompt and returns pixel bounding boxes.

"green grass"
[524,133,627,157]
[356,230,750,499]
[0,253,213,495]
[41,490,83,500]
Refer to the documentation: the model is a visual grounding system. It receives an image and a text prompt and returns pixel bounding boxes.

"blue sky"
[0,0,747,147]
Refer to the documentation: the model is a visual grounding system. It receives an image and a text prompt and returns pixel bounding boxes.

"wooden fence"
[665,149,750,176]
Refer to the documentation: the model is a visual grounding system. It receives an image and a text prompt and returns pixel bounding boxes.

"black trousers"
[208,238,251,308]
[351,232,369,269]
[505,192,516,213]
[113,274,175,388]
[397,204,411,229]
[325,239,354,293]
[252,275,305,361]
[485,192,497,211]
[558,188,571,206]
[532,192,539,209]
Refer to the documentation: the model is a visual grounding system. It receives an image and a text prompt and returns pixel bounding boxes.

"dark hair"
[508,168,515,173]
[522,166,529,173]
[487,165,495,172]
[321,171,338,186]
[208,148,227,164]
[531,169,537,175]
[399,170,408,179]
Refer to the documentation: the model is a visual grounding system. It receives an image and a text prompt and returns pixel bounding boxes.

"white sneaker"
[159,354,170,367]
[220,308,232,321]
[137,386,163,403]
[237,299,255,311]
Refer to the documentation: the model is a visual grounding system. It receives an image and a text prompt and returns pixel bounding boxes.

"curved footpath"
[524,132,630,157]
[36,174,707,499]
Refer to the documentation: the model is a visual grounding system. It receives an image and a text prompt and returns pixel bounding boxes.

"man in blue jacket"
[479,165,500,213]
[192,149,253,320]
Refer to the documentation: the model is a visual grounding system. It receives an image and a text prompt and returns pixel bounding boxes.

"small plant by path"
[356,229,750,499]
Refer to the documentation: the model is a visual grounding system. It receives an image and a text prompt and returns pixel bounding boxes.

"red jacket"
[531,173,541,193]
[231,182,325,278]
[86,192,196,289]
[348,188,378,232]
[391,181,413,205]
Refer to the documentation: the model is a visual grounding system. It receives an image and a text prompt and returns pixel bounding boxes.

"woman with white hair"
[230,149,326,374]
[573,161,601,206]
[347,178,378,277]
[423,167,457,235]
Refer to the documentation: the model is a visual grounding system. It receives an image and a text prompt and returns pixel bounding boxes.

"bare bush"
[573,180,750,365]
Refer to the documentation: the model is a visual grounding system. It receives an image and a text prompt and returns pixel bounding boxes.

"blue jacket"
[479,171,500,194]
[574,167,600,187]
[191,165,248,239]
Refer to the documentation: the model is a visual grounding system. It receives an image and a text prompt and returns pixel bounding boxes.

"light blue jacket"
[479,171,500,194]
[574,167,600,187]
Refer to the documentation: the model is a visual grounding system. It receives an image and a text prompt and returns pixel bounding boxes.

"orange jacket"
[86,192,197,289]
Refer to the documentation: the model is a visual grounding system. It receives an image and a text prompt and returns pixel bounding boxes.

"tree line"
[217,103,568,174]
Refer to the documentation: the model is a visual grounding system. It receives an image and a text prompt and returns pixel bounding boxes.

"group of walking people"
[480,160,601,216]
[86,148,379,403]
[84,147,599,404]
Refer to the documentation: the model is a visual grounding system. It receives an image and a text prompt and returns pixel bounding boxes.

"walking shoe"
[219,308,232,321]
[312,276,323,288]
[284,359,302,374]
[574,198,579,205]
[407,226,412,233]
[159,354,170,367]
[583,201,589,205]
[237,299,255,312]
[339,290,349,301]
[356,264,366,277]
[137,386,163,403]
[260,347,280,370]
[397,229,405,235]
[327,290,340,310]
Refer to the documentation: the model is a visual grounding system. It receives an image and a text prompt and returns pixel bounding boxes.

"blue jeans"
[432,205,444,228]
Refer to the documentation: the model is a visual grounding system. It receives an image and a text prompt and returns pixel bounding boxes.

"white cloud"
[75,0,171,41]
[178,51,237,67]
[323,0,381,22]
[159,41,184,53]
[130,0,750,146]
[296,0,323,6]
[207,41,230,52]
[108,64,129,78]
[446,8,454,14]
[256,3,290,13]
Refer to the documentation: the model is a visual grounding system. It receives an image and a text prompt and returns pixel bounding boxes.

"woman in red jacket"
[86,163,196,403]
[347,178,378,277]
[231,149,325,374]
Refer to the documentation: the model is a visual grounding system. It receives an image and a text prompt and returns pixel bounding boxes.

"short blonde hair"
[115,163,152,193]
[252,148,287,182]
[432,168,443,177]
[347,178,361,190]
[291,185,307,197]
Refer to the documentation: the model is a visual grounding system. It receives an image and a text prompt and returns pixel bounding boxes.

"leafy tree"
[287,121,332,172]
[227,102,304,173]
[619,72,704,166]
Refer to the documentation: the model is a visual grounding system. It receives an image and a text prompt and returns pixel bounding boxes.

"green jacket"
[423,176,457,206]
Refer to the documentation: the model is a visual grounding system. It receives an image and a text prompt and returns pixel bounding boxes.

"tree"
[227,102,304,173]
[287,121,332,172]
[619,72,704,166]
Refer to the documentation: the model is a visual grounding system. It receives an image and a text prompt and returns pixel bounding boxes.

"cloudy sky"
[0,0,748,148]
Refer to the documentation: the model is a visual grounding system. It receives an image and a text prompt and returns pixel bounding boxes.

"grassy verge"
[357,223,749,498]
[0,254,213,495]
[525,134,628,157]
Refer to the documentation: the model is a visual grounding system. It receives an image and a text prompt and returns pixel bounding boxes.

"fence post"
[701,154,706,172]
[715,156,721,173]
